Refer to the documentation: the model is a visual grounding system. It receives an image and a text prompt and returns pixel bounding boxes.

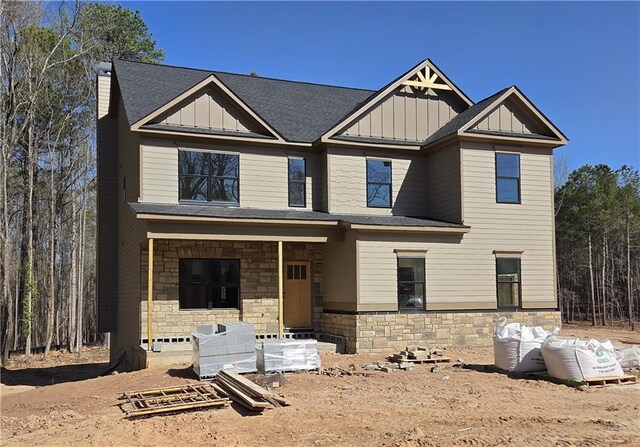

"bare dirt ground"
[1,324,639,447]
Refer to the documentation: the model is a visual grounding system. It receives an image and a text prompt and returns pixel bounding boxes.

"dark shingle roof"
[112,59,373,143]
[129,202,468,229]
[422,88,510,145]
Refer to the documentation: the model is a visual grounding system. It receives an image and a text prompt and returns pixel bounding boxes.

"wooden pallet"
[120,383,230,418]
[582,374,637,387]
[390,355,452,364]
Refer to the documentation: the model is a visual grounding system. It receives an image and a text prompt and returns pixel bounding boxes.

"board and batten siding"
[326,146,428,216]
[354,143,556,311]
[472,97,547,135]
[159,87,265,134]
[340,86,466,141]
[322,231,358,311]
[140,138,320,210]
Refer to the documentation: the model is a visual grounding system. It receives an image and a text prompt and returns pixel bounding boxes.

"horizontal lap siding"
[140,139,318,210]
[355,143,556,311]
[327,147,427,216]
[461,143,556,308]
[424,144,461,223]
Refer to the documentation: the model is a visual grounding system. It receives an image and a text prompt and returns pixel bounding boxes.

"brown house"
[97,58,567,370]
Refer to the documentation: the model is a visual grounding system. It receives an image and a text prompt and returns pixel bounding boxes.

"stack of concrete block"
[192,322,257,379]
[256,339,321,373]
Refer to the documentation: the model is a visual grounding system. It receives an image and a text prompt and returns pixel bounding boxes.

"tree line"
[0,1,163,359]
[555,162,640,328]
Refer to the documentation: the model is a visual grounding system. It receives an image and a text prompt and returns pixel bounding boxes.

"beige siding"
[459,143,556,308]
[424,144,462,223]
[342,86,465,141]
[326,147,427,216]
[323,231,358,311]
[140,138,320,210]
[113,93,147,369]
[97,74,118,332]
[353,143,556,311]
[472,97,547,135]
[159,87,265,134]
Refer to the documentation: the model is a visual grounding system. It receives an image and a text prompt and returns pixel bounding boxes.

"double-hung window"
[179,150,239,204]
[496,153,520,203]
[367,159,392,208]
[496,258,521,308]
[179,259,240,310]
[288,157,306,207]
[397,257,426,310]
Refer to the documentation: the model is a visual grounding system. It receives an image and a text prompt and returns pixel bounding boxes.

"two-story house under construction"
[97,58,567,369]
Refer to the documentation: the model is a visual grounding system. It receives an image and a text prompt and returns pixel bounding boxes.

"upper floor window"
[178,150,239,204]
[496,257,521,308]
[496,153,520,203]
[367,159,392,208]
[288,157,306,207]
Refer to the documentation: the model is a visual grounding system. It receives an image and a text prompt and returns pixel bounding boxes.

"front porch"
[139,239,344,367]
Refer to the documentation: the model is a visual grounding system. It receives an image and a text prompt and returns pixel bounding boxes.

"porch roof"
[129,202,470,232]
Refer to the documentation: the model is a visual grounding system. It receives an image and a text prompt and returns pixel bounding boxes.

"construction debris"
[389,346,452,365]
[215,369,287,411]
[120,383,230,418]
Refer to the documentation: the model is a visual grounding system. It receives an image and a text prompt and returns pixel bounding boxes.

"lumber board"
[218,370,279,399]
[216,376,271,409]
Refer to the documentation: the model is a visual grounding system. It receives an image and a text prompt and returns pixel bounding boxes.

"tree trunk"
[45,152,56,357]
[23,120,35,356]
[68,188,78,353]
[601,232,607,325]
[628,218,634,330]
[588,232,596,326]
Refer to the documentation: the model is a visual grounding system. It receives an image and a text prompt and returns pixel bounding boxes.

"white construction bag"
[493,317,558,372]
[614,345,640,369]
[541,337,624,381]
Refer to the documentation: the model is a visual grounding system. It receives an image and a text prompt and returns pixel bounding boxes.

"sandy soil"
[1,324,639,447]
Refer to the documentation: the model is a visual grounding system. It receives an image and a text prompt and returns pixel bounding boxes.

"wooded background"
[0,2,638,360]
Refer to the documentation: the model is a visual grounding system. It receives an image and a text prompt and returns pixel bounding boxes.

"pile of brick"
[192,322,257,379]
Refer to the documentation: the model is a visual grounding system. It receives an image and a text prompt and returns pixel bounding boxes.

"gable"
[339,85,467,142]
[322,59,473,144]
[152,86,269,135]
[470,95,549,136]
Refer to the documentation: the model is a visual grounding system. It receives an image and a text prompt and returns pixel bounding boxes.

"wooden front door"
[284,262,312,328]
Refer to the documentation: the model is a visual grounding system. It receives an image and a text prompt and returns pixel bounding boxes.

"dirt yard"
[1,324,639,447]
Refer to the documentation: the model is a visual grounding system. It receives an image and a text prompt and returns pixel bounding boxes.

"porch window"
[397,257,425,310]
[367,159,392,208]
[288,157,306,207]
[496,153,520,203]
[178,150,239,204]
[496,258,521,308]
[179,259,240,309]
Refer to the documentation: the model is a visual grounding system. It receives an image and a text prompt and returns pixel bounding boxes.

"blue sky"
[124,1,639,172]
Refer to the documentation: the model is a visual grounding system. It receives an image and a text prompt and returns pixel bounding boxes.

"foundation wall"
[140,240,323,341]
[321,310,560,354]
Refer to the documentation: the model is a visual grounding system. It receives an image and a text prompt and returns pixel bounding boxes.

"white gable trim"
[130,75,285,141]
[320,59,473,143]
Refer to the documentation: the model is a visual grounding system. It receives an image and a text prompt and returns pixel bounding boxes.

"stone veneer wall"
[140,240,323,341]
[321,310,561,354]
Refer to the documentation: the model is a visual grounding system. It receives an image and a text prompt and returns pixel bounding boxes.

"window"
[397,257,425,310]
[367,159,392,207]
[286,264,307,280]
[496,153,520,203]
[496,258,521,308]
[179,259,240,309]
[288,158,306,207]
[178,150,239,203]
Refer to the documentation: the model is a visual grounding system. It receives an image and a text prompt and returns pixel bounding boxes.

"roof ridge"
[112,58,375,93]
